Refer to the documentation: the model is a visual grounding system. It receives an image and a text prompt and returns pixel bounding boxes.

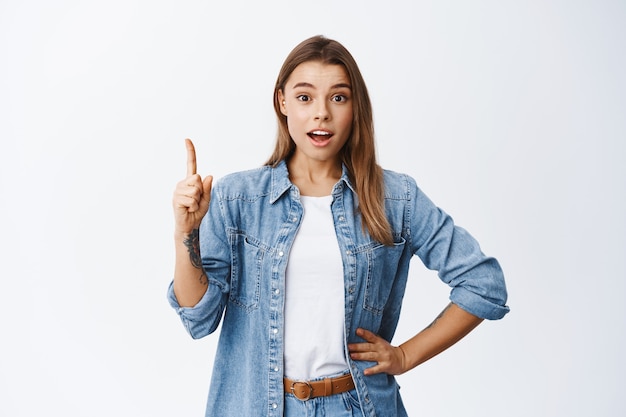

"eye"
[296,94,310,102]
[332,94,348,103]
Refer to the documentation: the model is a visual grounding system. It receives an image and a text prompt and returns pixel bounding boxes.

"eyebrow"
[292,82,352,90]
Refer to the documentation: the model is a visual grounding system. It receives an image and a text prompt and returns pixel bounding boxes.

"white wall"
[1,1,624,416]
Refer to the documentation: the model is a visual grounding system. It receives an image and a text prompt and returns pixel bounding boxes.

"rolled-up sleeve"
[408,177,509,320]
[167,278,228,338]
[167,184,232,338]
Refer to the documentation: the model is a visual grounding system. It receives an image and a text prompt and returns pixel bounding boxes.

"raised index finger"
[185,138,197,177]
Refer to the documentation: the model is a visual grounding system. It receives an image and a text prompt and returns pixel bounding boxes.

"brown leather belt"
[284,374,355,401]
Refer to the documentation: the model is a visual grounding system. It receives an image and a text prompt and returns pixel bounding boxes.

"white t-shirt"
[283,195,348,380]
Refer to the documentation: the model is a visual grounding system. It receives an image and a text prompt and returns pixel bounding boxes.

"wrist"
[175,227,198,240]
[397,345,409,374]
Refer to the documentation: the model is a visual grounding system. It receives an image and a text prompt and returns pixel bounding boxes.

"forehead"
[285,61,350,87]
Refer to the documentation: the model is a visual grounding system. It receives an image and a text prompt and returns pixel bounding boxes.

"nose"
[314,100,330,121]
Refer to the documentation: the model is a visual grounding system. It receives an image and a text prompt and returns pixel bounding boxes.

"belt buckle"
[291,380,314,401]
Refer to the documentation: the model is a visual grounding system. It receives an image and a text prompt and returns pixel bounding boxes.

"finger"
[185,138,197,177]
[348,342,372,353]
[201,175,213,204]
[174,178,203,200]
[174,178,202,199]
[197,175,213,213]
[349,350,378,362]
[185,198,200,213]
[355,328,381,343]
[349,350,387,376]
[362,363,385,376]
[174,194,201,212]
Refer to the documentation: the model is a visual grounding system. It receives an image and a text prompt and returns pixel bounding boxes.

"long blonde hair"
[266,35,393,245]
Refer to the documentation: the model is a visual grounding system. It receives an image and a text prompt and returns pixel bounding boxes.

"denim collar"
[269,160,356,204]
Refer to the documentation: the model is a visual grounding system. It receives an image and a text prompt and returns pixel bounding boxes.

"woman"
[169,35,509,417]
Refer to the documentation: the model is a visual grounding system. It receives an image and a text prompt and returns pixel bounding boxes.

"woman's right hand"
[172,139,213,236]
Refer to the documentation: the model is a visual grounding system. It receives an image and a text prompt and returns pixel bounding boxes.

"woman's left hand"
[348,328,407,376]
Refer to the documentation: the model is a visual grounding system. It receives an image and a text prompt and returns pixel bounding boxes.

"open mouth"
[307,129,333,143]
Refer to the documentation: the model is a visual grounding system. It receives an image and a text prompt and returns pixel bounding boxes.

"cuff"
[450,286,510,320]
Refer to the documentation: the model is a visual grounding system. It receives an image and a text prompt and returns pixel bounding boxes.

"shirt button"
[346,250,352,255]
[272,403,278,409]
[274,366,279,372]
[292,217,298,222]
[278,251,284,257]
[273,328,278,334]
[339,216,345,221]
[274,289,280,295]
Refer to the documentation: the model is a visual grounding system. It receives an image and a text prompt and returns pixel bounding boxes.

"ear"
[278,90,287,116]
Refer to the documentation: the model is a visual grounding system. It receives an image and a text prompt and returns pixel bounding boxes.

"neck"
[287,156,342,197]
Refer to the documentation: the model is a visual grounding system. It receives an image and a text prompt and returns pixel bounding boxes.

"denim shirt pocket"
[362,237,406,314]
[229,232,266,312]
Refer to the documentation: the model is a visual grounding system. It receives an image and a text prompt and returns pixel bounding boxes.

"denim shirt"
[168,160,509,417]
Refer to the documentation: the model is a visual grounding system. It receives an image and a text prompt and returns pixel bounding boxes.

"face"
[278,61,353,167]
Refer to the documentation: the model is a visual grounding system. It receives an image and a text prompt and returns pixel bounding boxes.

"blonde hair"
[266,35,393,245]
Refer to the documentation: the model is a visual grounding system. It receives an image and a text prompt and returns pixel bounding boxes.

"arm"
[348,302,483,375]
[349,176,507,375]
[172,139,214,307]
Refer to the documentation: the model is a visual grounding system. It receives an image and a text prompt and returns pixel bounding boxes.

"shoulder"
[217,165,273,185]
[213,166,274,199]
[381,169,419,200]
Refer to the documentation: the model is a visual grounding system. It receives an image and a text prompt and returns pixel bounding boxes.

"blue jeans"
[285,388,363,417]
[284,371,364,417]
